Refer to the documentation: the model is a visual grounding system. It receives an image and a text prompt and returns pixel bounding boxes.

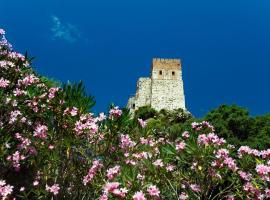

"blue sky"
[1,0,270,117]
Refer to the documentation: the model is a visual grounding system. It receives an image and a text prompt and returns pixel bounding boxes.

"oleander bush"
[1,28,270,200]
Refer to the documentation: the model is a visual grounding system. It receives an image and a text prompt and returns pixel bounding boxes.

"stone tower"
[127,58,186,112]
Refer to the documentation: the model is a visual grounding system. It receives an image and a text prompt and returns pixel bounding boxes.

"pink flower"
[46,184,60,195]
[227,195,234,200]
[223,157,238,172]
[238,171,252,181]
[265,188,270,198]
[120,134,136,149]
[17,74,39,87]
[238,146,252,158]
[147,185,160,197]
[0,29,5,35]
[0,78,10,88]
[103,182,120,193]
[190,184,200,192]
[109,106,122,119]
[261,149,270,159]
[33,181,39,186]
[166,164,175,172]
[70,107,78,116]
[138,118,147,128]
[83,160,103,185]
[182,131,190,139]
[0,180,13,199]
[33,124,48,139]
[98,113,107,121]
[48,87,59,99]
[153,159,164,167]
[197,134,209,145]
[179,192,188,200]
[106,165,121,180]
[215,149,229,159]
[111,188,128,198]
[176,141,186,151]
[256,164,270,176]
[99,193,108,200]
[133,191,146,200]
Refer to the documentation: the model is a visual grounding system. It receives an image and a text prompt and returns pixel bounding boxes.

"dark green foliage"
[158,108,193,124]
[204,105,254,141]
[62,81,95,112]
[204,104,270,149]
[245,114,270,149]
[40,76,61,88]
[134,105,158,120]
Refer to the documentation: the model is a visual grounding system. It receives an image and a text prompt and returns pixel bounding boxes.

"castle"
[127,58,186,112]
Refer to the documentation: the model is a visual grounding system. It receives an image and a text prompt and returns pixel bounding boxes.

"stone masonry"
[127,58,186,112]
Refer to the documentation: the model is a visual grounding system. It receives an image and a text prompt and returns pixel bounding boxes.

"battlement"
[152,58,181,70]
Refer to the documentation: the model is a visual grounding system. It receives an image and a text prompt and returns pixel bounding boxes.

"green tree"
[204,104,255,146]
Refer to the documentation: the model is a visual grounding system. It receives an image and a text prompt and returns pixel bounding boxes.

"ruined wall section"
[127,77,151,111]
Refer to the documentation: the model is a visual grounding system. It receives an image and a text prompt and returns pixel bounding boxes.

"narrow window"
[159,70,162,75]
[132,104,135,109]
[172,71,175,76]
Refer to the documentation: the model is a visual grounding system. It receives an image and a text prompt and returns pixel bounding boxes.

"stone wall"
[127,58,186,112]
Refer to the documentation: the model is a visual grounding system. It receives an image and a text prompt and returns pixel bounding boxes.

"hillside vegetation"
[1,28,270,199]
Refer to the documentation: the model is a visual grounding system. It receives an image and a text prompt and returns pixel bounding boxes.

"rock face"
[127,58,186,112]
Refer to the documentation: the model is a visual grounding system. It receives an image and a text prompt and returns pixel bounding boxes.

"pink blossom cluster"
[13,88,27,96]
[109,106,122,119]
[106,165,121,180]
[83,160,103,185]
[9,110,21,124]
[0,29,5,35]
[182,131,190,139]
[6,151,25,171]
[238,171,252,181]
[0,180,13,200]
[97,112,107,121]
[100,182,128,199]
[147,185,160,198]
[0,77,10,88]
[153,159,164,167]
[17,74,39,87]
[138,118,147,128]
[243,182,262,199]
[176,141,186,151]
[261,149,270,159]
[0,60,15,69]
[191,121,215,132]
[238,146,261,158]
[74,114,99,136]
[190,183,201,193]
[197,132,226,146]
[179,192,189,200]
[15,133,31,150]
[133,191,146,200]
[212,148,238,172]
[46,184,60,195]
[255,164,270,181]
[140,137,155,146]
[64,107,78,116]
[33,124,48,139]
[48,87,59,99]
[120,134,136,150]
